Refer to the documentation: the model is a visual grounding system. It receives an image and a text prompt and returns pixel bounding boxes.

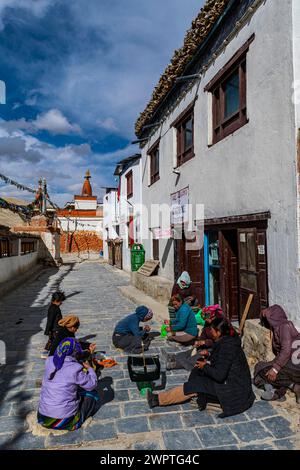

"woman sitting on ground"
[49,314,96,358]
[253,305,300,403]
[38,338,101,431]
[163,305,223,371]
[112,306,154,354]
[148,316,255,418]
[167,294,198,345]
[171,271,198,306]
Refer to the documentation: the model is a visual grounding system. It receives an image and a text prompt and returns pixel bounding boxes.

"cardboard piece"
[138,260,160,277]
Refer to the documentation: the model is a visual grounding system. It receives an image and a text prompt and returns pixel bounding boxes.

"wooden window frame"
[148,139,160,186]
[126,170,133,199]
[171,100,196,168]
[20,240,35,255]
[205,34,255,145]
[127,215,134,248]
[0,238,10,258]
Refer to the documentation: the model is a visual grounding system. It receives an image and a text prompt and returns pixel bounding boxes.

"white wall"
[74,198,97,210]
[293,0,300,270]
[103,190,119,261]
[0,251,38,284]
[141,0,300,324]
[58,217,103,233]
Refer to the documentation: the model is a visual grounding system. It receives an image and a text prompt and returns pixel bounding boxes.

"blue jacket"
[114,310,148,337]
[171,303,198,336]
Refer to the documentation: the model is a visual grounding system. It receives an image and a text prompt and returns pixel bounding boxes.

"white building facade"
[103,154,142,272]
[136,0,300,325]
[57,171,103,254]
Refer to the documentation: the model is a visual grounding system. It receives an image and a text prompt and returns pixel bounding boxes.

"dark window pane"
[184,117,193,150]
[224,70,240,118]
[154,148,159,174]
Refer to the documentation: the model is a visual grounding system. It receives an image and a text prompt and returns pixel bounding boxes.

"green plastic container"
[195,309,205,326]
[160,323,168,338]
[137,381,153,397]
[131,243,145,272]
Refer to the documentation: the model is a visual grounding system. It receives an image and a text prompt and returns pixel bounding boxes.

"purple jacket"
[38,356,97,419]
[265,305,300,372]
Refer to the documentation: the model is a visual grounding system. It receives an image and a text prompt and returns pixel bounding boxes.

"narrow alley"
[0,261,297,450]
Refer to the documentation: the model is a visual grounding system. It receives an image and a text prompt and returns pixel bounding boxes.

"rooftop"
[135,0,230,137]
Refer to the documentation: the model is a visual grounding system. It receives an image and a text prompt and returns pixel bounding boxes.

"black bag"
[127,355,160,383]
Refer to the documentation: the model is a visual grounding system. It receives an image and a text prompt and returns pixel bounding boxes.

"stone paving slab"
[0,262,298,450]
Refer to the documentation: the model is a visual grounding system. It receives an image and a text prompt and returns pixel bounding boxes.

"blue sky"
[0,0,203,206]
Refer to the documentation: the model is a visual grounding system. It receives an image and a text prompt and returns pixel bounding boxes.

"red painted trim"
[57,210,100,217]
[74,196,97,201]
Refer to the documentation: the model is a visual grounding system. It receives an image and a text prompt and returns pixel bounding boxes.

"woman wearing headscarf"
[171,271,198,306]
[49,314,96,358]
[253,305,300,403]
[38,337,101,431]
[167,295,198,344]
[148,317,255,418]
[112,306,154,353]
[162,305,224,370]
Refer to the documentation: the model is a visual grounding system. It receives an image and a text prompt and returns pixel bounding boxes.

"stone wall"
[243,319,275,366]
[131,272,173,304]
[60,231,103,254]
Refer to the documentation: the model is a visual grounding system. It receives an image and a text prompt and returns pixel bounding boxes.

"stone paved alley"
[0,261,299,450]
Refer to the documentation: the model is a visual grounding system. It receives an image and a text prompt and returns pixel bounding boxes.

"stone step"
[118,285,169,323]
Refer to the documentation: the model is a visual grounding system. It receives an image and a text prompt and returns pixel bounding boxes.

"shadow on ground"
[0,263,77,450]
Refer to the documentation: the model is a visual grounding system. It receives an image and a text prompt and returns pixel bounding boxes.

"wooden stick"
[238,293,254,335]
[141,341,147,373]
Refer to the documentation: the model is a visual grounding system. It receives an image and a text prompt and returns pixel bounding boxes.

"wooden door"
[114,241,123,270]
[219,231,239,322]
[186,244,205,306]
[173,225,205,305]
[237,228,260,319]
[108,240,115,266]
[173,225,185,281]
[257,229,268,310]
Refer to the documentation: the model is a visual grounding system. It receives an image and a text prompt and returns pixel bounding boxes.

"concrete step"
[118,285,169,323]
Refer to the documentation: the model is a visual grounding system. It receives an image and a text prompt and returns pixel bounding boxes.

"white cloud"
[0,110,81,136]
[96,117,118,132]
[34,109,81,135]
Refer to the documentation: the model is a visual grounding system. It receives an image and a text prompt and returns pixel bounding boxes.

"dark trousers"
[173,350,201,371]
[78,389,102,423]
[112,332,151,354]
[254,359,300,396]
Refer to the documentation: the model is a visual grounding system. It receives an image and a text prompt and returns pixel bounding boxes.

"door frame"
[202,212,270,321]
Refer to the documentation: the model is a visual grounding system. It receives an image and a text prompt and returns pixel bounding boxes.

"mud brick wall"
[60,231,103,254]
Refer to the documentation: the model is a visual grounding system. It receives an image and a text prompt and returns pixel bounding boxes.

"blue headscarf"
[50,337,82,380]
[135,306,153,321]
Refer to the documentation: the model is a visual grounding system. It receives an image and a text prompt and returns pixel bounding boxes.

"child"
[43,291,66,355]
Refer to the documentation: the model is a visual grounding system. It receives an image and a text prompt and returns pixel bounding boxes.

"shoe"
[189,396,199,408]
[146,390,159,409]
[161,350,176,370]
[35,379,43,388]
[261,390,286,402]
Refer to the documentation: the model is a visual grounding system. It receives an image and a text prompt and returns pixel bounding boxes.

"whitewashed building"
[135,0,300,325]
[103,154,142,272]
[57,171,103,254]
